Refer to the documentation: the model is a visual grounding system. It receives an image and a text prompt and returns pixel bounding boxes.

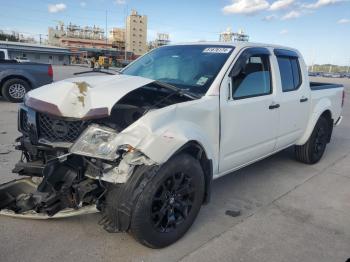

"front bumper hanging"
[0,157,101,219]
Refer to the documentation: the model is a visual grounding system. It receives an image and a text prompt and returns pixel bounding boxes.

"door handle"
[269,103,280,110]
[300,97,308,103]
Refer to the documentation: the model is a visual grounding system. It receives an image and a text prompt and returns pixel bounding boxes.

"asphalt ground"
[0,66,349,262]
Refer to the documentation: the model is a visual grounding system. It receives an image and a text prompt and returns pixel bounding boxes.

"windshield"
[122,45,234,96]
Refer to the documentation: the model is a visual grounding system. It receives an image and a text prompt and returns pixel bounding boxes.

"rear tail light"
[342,90,345,107]
[48,65,53,78]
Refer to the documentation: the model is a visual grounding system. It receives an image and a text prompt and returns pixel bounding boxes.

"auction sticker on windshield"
[203,47,232,54]
[197,76,209,86]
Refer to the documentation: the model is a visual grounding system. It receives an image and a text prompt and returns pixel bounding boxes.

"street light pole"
[124,5,128,62]
[105,10,108,51]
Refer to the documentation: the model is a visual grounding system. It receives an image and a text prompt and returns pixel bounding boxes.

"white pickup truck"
[0,42,344,248]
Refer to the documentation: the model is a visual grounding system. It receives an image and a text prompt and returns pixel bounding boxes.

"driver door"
[219,48,280,174]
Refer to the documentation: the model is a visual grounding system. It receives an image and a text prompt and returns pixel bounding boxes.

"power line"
[2,3,223,36]
[1,3,234,42]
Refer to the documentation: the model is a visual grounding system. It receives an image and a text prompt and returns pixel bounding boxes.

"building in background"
[126,10,147,56]
[109,27,125,51]
[148,33,170,50]
[219,28,249,42]
[48,22,110,49]
[0,30,37,44]
[0,40,72,65]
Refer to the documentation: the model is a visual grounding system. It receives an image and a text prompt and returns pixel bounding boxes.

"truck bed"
[310,82,343,91]
[0,59,53,89]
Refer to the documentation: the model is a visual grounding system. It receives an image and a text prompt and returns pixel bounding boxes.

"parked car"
[308,71,322,77]
[0,60,53,102]
[339,72,350,78]
[322,72,335,78]
[0,42,344,248]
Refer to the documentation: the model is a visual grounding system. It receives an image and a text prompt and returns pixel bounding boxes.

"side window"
[232,55,272,99]
[0,51,4,59]
[277,56,301,92]
[291,58,301,88]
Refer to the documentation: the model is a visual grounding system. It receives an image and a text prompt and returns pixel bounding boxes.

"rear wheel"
[1,78,30,102]
[295,116,331,164]
[130,153,205,248]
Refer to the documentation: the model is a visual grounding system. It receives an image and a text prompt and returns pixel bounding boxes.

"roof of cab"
[166,41,299,53]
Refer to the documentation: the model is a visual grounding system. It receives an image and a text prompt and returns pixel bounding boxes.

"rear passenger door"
[274,49,310,149]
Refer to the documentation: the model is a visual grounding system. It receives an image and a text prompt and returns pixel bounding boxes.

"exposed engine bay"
[0,81,194,222]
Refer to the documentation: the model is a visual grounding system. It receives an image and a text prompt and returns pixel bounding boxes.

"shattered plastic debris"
[100,151,156,184]
[0,205,98,219]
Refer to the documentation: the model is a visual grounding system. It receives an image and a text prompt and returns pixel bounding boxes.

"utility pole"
[311,49,316,72]
[124,5,128,62]
[105,10,108,51]
[39,34,42,45]
[328,55,334,73]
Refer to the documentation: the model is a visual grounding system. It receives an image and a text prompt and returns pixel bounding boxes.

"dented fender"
[112,96,219,172]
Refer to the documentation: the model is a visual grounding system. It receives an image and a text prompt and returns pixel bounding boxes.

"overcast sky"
[0,0,349,65]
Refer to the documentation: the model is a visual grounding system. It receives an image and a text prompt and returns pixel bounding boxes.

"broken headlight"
[70,124,120,160]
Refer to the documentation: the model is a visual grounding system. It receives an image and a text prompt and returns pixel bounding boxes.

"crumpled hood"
[25,74,154,119]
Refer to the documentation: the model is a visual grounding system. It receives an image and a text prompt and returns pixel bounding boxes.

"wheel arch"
[172,140,213,204]
[100,142,213,234]
[296,105,334,146]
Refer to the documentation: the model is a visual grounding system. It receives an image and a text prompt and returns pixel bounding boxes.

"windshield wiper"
[74,68,118,76]
[154,81,201,99]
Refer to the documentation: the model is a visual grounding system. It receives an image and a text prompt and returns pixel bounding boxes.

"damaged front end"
[0,113,154,220]
[0,152,103,218]
[0,81,193,220]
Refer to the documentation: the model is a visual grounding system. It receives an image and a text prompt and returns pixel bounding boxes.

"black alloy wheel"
[129,153,205,248]
[295,116,331,164]
[151,172,195,233]
[312,124,328,160]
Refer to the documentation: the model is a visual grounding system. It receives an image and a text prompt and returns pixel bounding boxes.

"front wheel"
[130,153,205,248]
[295,116,331,164]
[1,78,30,102]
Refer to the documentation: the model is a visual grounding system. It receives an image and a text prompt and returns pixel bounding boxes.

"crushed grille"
[38,113,90,143]
[21,110,29,132]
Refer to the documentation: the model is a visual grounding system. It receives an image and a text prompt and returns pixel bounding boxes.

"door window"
[232,55,272,99]
[0,51,4,59]
[277,56,302,92]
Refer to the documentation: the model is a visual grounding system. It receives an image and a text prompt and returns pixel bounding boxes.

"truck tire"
[129,153,205,248]
[295,116,330,164]
[103,154,205,248]
[1,78,30,103]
